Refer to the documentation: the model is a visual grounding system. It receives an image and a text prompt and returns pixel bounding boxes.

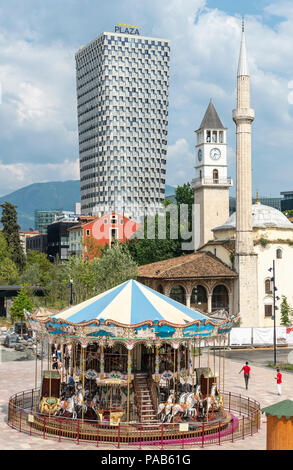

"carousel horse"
[74,385,88,419]
[202,384,217,419]
[56,395,77,419]
[39,397,61,415]
[157,391,175,422]
[163,402,174,423]
[178,392,189,405]
[168,403,184,423]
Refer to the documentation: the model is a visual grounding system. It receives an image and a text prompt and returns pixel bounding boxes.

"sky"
[0,0,293,198]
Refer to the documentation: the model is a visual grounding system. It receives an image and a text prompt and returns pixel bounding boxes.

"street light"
[69,278,73,306]
[268,261,278,366]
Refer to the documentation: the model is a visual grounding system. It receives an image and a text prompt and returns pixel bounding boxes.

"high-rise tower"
[75,30,170,220]
[192,100,232,248]
[232,21,259,326]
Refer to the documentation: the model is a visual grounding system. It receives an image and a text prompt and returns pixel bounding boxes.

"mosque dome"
[213,202,293,232]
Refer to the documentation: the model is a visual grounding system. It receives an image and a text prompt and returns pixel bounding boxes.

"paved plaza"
[0,352,291,451]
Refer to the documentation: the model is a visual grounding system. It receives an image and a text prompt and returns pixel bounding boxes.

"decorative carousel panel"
[154,324,175,338]
[182,322,215,338]
[24,311,46,334]
[85,325,116,338]
[44,319,76,337]
[133,325,157,339]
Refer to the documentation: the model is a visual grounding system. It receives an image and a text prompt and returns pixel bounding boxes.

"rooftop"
[137,252,237,280]
[198,99,225,131]
[262,400,293,420]
[214,202,293,231]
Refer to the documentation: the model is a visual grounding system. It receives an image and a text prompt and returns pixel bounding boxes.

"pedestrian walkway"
[0,356,289,450]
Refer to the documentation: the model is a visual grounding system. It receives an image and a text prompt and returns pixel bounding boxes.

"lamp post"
[69,278,73,306]
[268,261,280,366]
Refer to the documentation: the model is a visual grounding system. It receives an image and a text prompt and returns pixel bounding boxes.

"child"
[275,368,282,396]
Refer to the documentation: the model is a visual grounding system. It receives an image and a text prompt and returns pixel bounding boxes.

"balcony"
[192,177,233,189]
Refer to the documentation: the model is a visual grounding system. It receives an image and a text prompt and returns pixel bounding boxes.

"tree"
[21,250,52,286]
[90,241,138,292]
[280,296,292,327]
[9,285,33,322]
[127,212,182,266]
[175,182,193,232]
[83,236,104,261]
[127,182,194,266]
[0,257,19,284]
[0,202,26,270]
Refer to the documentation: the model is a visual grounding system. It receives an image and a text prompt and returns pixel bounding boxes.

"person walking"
[275,368,282,396]
[239,361,251,390]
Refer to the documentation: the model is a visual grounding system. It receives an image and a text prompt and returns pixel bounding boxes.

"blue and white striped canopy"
[53,279,209,326]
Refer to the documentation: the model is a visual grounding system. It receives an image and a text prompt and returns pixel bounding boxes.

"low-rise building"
[19,229,44,254]
[68,212,139,260]
[26,233,48,254]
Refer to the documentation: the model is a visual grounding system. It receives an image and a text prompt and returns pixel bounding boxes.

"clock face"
[198,149,202,161]
[210,148,221,160]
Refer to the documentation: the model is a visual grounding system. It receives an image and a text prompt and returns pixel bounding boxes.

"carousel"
[18,279,246,444]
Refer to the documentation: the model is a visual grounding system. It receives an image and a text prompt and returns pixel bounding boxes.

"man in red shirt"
[275,368,282,396]
[239,361,251,390]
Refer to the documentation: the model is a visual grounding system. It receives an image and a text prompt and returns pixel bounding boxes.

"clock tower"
[192,99,233,249]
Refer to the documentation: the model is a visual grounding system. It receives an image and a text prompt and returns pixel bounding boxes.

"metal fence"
[7,388,260,448]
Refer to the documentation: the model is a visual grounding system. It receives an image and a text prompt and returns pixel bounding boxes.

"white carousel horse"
[57,395,77,419]
[74,387,88,418]
[167,392,175,404]
[202,384,217,418]
[157,403,166,422]
[179,392,188,405]
[163,402,173,423]
[169,403,184,422]
[157,391,175,422]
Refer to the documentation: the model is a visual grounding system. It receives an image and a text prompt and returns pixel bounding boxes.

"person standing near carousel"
[239,361,251,390]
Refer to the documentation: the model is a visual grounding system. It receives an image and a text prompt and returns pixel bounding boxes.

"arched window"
[157,284,164,294]
[170,285,186,305]
[212,285,229,311]
[276,248,282,259]
[213,169,219,183]
[265,279,272,294]
[190,285,207,311]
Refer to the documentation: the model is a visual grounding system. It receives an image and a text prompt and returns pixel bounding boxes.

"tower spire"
[237,18,249,77]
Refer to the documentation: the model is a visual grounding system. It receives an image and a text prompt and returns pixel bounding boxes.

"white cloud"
[166,138,194,186]
[0,158,79,196]
[0,0,292,199]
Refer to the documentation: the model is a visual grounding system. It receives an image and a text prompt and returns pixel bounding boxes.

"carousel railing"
[7,388,261,448]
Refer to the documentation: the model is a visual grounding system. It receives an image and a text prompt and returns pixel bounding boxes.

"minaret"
[232,20,259,326]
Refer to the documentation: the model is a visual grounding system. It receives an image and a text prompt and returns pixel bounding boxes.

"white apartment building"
[75,29,170,221]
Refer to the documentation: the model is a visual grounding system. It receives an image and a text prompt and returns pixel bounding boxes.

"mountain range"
[0,181,176,230]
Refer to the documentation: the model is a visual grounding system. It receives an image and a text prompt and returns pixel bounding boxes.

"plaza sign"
[115,24,140,35]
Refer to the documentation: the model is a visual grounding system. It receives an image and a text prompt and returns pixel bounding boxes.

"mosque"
[138,22,293,328]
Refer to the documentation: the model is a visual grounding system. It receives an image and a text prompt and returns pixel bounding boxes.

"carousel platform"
[8,388,260,447]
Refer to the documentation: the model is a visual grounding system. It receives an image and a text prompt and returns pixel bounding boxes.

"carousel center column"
[100,344,105,379]
[155,344,160,382]
[126,342,133,423]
